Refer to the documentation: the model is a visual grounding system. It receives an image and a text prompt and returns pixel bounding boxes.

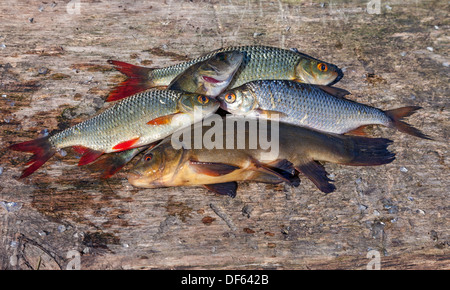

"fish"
[127,117,396,196]
[89,146,149,179]
[166,51,243,97]
[107,45,343,102]
[9,91,219,178]
[107,51,244,102]
[218,80,430,139]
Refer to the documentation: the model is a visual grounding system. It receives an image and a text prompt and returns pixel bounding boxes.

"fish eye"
[144,153,153,162]
[317,63,328,72]
[197,95,209,104]
[217,52,227,61]
[224,93,236,103]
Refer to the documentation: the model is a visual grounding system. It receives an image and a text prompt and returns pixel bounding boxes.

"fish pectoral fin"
[78,148,105,166]
[255,108,287,118]
[147,113,180,125]
[295,160,335,194]
[189,160,241,176]
[203,182,237,198]
[316,85,351,99]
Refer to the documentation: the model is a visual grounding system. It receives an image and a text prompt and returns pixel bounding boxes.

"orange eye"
[317,63,328,72]
[225,93,236,103]
[144,154,153,162]
[197,95,209,104]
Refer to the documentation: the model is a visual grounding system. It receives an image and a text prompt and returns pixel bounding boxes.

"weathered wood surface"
[0,0,448,270]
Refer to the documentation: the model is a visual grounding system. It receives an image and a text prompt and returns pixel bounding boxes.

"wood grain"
[0,0,448,270]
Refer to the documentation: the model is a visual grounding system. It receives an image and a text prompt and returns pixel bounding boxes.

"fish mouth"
[127,171,152,188]
[127,170,142,182]
[202,75,225,84]
[328,67,344,86]
[216,95,229,111]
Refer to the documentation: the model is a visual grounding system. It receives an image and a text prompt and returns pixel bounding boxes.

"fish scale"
[108,45,344,102]
[220,80,408,135]
[151,45,336,89]
[50,90,185,151]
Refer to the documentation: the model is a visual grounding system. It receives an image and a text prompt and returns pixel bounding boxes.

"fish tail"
[343,137,396,166]
[107,60,156,102]
[89,154,129,179]
[9,137,56,178]
[89,147,145,179]
[385,106,431,140]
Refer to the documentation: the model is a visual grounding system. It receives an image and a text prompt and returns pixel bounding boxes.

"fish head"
[178,93,220,119]
[195,51,244,96]
[127,143,183,188]
[217,87,255,115]
[295,58,343,85]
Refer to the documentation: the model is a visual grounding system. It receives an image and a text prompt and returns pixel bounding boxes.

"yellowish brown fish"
[128,117,395,196]
[107,45,343,101]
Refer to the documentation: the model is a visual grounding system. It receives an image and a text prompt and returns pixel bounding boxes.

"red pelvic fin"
[112,137,140,151]
[385,106,431,140]
[78,148,104,166]
[72,145,88,154]
[9,137,56,178]
[107,60,153,102]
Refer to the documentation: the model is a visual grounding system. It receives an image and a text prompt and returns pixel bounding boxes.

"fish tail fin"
[385,106,431,140]
[89,147,145,179]
[107,60,156,102]
[89,154,129,179]
[342,137,396,166]
[9,137,56,178]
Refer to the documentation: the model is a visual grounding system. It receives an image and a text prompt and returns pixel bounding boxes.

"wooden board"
[0,0,449,270]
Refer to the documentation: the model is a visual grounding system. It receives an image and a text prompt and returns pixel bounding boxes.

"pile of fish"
[10,45,430,197]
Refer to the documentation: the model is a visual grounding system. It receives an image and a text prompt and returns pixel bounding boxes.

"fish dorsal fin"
[294,159,336,194]
[317,85,351,99]
[203,182,238,198]
[189,160,241,176]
